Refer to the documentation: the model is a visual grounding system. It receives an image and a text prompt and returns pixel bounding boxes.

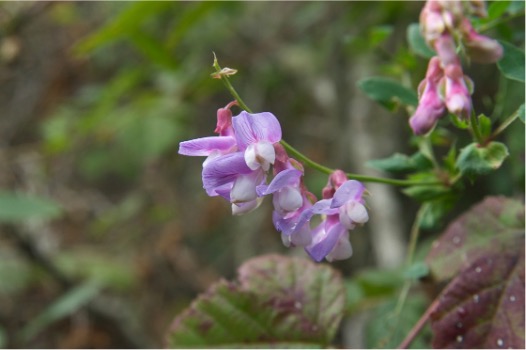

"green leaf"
[118,114,179,160]
[74,2,173,55]
[456,141,509,177]
[518,103,525,123]
[357,77,418,110]
[369,25,393,47]
[430,251,524,348]
[478,114,492,139]
[165,254,345,348]
[19,281,101,341]
[345,268,405,314]
[55,249,137,291]
[0,191,62,223]
[365,295,430,349]
[449,113,469,129]
[497,41,525,83]
[426,196,525,281]
[403,262,429,280]
[487,0,511,20]
[406,23,435,58]
[403,185,451,202]
[419,196,457,230]
[366,152,433,174]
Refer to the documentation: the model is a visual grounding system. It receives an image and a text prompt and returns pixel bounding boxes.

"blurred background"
[0,2,523,348]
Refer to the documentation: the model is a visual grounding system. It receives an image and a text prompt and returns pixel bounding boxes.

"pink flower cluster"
[410,0,503,135]
[179,104,369,262]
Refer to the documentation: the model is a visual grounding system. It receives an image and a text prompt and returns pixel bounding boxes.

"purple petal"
[256,169,302,196]
[288,199,336,236]
[331,180,366,209]
[202,152,252,196]
[232,111,282,150]
[305,222,346,262]
[179,136,236,156]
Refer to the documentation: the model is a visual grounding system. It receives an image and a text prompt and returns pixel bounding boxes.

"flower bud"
[434,33,459,66]
[444,64,472,119]
[461,19,503,64]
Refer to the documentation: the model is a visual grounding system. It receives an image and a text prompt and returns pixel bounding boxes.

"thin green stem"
[392,205,426,321]
[212,56,442,187]
[405,205,426,266]
[490,106,522,140]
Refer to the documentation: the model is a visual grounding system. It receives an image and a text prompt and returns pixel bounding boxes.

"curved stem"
[212,56,442,187]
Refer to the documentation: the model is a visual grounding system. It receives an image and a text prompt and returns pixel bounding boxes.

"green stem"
[393,205,426,319]
[405,205,426,266]
[212,56,252,113]
[212,57,442,187]
[470,111,485,145]
[490,106,522,140]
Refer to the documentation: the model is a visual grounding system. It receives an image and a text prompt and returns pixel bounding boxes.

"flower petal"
[232,111,282,150]
[230,169,266,204]
[179,136,236,156]
[325,235,353,262]
[257,169,302,196]
[244,142,276,171]
[305,221,346,262]
[202,152,252,196]
[277,187,303,212]
[232,198,263,215]
[331,180,366,208]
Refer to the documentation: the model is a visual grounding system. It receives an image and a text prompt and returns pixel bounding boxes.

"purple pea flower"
[291,176,369,262]
[232,111,282,171]
[257,167,313,247]
[179,108,283,215]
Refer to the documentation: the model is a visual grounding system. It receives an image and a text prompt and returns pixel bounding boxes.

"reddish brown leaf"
[165,254,345,348]
[430,246,525,349]
[427,196,524,282]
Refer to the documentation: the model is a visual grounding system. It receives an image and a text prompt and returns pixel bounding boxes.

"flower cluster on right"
[409,0,503,135]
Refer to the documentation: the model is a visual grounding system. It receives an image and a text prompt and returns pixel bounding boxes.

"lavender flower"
[289,171,369,262]
[179,108,283,214]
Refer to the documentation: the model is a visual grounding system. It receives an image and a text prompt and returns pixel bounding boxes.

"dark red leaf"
[430,246,525,349]
[427,196,524,282]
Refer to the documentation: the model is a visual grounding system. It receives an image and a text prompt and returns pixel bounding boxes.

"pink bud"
[322,170,347,199]
[410,57,447,135]
[214,108,234,136]
[410,79,446,135]
[444,64,472,119]
[461,19,503,63]
[434,33,459,66]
